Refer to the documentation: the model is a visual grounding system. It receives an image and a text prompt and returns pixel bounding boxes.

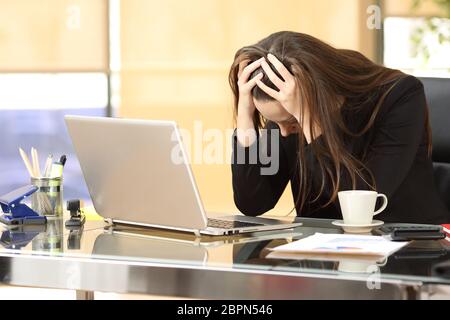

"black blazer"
[232,75,449,224]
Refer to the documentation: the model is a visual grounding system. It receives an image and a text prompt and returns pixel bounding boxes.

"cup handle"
[376,257,388,267]
[373,193,388,216]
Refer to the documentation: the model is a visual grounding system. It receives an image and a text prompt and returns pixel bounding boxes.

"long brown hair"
[229,31,432,211]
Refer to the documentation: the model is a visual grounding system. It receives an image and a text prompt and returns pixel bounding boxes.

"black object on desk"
[376,223,446,241]
[65,199,85,229]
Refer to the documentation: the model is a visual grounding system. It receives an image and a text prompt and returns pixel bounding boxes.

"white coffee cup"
[337,190,388,225]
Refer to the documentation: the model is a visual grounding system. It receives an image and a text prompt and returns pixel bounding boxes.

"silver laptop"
[65,116,302,236]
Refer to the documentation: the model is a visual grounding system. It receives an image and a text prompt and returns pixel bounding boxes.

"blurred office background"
[0,0,449,214]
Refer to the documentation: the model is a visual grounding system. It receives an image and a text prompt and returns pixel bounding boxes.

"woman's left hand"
[256,54,302,123]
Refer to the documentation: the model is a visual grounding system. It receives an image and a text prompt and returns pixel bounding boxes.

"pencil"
[19,148,35,178]
[43,154,53,177]
[31,147,41,177]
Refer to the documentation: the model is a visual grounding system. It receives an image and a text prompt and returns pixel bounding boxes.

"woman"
[229,31,448,224]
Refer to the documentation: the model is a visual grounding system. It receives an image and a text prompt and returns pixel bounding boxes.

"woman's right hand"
[237,58,264,117]
[236,58,264,147]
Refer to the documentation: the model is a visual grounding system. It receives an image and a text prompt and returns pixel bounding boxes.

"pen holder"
[30,177,63,218]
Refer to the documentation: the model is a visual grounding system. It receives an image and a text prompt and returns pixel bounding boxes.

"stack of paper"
[268,233,409,258]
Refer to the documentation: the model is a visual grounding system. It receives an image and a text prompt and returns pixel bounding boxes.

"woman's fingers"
[238,57,264,84]
[237,60,249,79]
[261,59,284,89]
[244,72,263,90]
[256,78,281,100]
[267,53,293,82]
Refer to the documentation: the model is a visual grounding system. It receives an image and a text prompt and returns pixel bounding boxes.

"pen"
[50,154,67,178]
[59,155,67,167]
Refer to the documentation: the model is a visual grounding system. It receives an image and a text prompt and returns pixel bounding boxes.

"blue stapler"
[0,185,47,225]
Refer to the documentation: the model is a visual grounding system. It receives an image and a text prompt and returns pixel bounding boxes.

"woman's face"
[253,98,300,137]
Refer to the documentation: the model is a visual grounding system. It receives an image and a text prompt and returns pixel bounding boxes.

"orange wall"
[119,0,379,215]
[0,0,108,72]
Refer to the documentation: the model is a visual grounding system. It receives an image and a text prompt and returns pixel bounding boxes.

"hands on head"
[236,54,312,141]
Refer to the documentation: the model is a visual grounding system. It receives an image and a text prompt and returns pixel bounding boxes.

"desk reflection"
[0,224,46,250]
[232,234,450,277]
[0,218,64,253]
[0,219,448,281]
[32,218,64,253]
[91,227,209,265]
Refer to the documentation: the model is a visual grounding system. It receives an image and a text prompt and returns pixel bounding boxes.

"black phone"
[377,224,446,241]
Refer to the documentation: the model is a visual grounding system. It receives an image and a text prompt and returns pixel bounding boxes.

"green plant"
[410,0,450,68]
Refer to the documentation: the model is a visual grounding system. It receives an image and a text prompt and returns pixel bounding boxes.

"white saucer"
[332,220,384,234]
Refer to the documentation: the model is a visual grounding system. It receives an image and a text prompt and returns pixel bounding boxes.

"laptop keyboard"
[207,218,262,229]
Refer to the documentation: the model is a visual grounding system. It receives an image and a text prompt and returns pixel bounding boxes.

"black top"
[232,75,449,224]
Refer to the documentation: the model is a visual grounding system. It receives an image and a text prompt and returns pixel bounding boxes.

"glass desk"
[0,216,448,300]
